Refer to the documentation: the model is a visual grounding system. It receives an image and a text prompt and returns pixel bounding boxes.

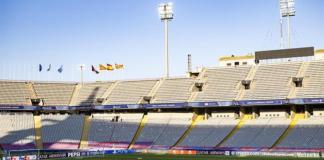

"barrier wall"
[1,97,324,111]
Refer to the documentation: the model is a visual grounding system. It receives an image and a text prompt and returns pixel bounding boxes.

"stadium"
[1,47,324,159]
[1,0,324,160]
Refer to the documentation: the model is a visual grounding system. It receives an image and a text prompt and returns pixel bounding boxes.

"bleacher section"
[134,113,192,149]
[0,113,35,150]
[72,82,113,105]
[242,62,301,100]
[278,116,324,149]
[88,113,142,149]
[195,66,251,101]
[33,82,76,106]
[41,114,84,149]
[104,80,157,104]
[177,114,239,148]
[152,78,194,103]
[0,81,31,105]
[221,117,290,148]
[295,60,324,98]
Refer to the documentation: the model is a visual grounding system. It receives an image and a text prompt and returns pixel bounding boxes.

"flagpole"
[80,64,85,85]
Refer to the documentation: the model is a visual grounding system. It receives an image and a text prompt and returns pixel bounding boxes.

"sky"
[0,0,323,82]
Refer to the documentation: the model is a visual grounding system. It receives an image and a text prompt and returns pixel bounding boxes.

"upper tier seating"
[195,66,251,101]
[242,62,301,100]
[0,113,35,149]
[41,114,84,145]
[153,78,194,103]
[178,116,239,148]
[278,116,324,148]
[33,82,76,106]
[88,113,142,144]
[221,117,290,148]
[105,80,157,104]
[295,60,324,98]
[135,113,192,148]
[0,81,31,105]
[73,82,112,105]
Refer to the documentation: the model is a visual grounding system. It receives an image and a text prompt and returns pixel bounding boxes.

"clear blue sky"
[0,0,323,82]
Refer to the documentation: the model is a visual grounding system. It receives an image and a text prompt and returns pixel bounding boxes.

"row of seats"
[88,113,142,145]
[2,113,324,150]
[135,113,192,148]
[2,60,324,106]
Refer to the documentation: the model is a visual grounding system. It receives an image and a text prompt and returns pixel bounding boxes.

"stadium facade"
[1,48,324,158]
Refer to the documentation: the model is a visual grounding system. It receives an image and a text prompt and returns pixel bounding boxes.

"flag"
[107,64,114,71]
[99,64,107,70]
[92,65,99,74]
[47,64,51,71]
[58,65,63,73]
[39,64,42,72]
[115,63,124,69]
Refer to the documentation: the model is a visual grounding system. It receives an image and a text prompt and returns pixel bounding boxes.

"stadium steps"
[216,114,252,147]
[69,83,82,106]
[145,78,165,102]
[128,114,148,149]
[236,65,259,100]
[287,62,310,99]
[79,115,91,149]
[34,115,43,149]
[172,114,204,147]
[270,113,305,149]
[27,82,37,99]
[101,81,120,104]
[188,68,207,102]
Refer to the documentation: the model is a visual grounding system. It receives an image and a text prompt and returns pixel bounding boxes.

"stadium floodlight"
[279,0,295,48]
[158,2,173,78]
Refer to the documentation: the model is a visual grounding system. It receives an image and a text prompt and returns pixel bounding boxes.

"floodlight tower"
[280,0,296,48]
[158,2,173,78]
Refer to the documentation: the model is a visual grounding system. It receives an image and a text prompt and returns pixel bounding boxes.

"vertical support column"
[290,105,296,119]
[239,107,245,119]
[305,105,311,118]
[79,115,91,149]
[252,106,258,119]
[34,115,43,149]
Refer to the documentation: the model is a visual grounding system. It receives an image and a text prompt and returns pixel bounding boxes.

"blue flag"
[39,64,42,72]
[58,65,63,73]
[47,64,51,71]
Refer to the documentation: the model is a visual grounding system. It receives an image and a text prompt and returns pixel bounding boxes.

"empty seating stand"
[135,113,192,149]
[73,82,113,105]
[278,116,324,149]
[0,113,36,150]
[178,117,239,148]
[41,114,84,149]
[221,117,290,148]
[88,113,142,149]
[33,82,76,106]
[242,62,301,100]
[152,78,194,103]
[195,66,251,101]
[0,81,31,105]
[295,60,324,98]
[105,79,157,104]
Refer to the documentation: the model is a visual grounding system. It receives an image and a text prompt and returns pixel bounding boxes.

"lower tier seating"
[178,117,239,148]
[221,117,290,148]
[0,113,35,150]
[135,113,192,149]
[41,114,84,149]
[278,117,324,149]
[88,113,142,149]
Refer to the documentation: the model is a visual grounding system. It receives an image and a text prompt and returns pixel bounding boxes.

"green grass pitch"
[59,153,320,160]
